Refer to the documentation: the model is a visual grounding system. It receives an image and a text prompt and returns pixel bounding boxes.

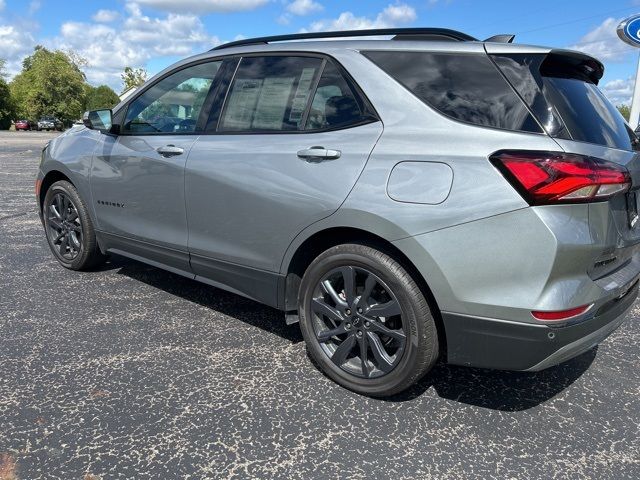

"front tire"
[298,243,439,397]
[42,180,105,270]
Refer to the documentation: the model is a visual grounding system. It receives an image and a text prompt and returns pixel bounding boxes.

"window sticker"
[289,67,317,123]
[223,78,263,130]
[252,76,296,130]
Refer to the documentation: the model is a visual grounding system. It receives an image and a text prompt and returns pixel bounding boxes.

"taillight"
[491,151,631,205]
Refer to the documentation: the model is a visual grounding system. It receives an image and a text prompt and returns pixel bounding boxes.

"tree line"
[0,46,148,130]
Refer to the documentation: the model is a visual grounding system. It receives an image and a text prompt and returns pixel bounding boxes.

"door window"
[123,61,222,134]
[219,56,323,132]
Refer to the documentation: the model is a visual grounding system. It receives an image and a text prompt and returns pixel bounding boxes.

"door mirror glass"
[83,109,113,132]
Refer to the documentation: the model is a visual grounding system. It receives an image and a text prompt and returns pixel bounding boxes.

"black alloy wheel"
[299,244,439,397]
[46,192,83,261]
[42,180,105,270]
[311,266,407,378]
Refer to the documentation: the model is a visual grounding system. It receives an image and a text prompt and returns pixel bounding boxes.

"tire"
[298,243,439,397]
[42,180,105,270]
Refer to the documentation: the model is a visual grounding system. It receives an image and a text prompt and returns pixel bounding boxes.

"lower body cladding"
[393,203,640,372]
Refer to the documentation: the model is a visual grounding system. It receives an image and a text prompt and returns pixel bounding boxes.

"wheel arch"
[282,226,447,352]
[39,170,73,210]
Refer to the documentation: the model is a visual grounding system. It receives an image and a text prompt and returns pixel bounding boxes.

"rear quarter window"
[362,50,542,133]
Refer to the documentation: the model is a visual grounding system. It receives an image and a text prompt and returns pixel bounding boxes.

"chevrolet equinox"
[36,28,640,396]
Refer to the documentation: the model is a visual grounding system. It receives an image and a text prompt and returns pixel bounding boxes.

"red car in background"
[15,119,35,131]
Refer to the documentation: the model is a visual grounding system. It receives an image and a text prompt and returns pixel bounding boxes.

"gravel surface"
[1,130,639,479]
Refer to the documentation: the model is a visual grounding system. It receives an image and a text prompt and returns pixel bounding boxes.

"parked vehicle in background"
[37,116,63,131]
[36,28,640,396]
[15,119,35,131]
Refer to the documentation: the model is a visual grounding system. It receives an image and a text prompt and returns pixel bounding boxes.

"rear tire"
[298,243,439,397]
[42,180,105,270]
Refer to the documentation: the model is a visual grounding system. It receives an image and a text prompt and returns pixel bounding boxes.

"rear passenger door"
[185,54,383,302]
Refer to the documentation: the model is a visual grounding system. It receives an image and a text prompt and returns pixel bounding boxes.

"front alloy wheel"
[42,180,105,270]
[46,192,83,261]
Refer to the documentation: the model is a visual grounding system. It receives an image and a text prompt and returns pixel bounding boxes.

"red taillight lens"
[531,304,593,321]
[491,151,631,205]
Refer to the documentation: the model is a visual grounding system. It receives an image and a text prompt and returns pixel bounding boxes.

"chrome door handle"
[157,145,184,157]
[297,146,341,162]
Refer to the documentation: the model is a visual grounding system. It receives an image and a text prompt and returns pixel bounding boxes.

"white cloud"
[287,0,323,16]
[602,77,635,106]
[568,17,636,62]
[379,3,417,24]
[308,3,416,31]
[53,7,221,90]
[29,1,41,15]
[132,0,269,14]
[0,4,235,90]
[0,25,36,74]
[92,9,120,23]
[0,0,5,12]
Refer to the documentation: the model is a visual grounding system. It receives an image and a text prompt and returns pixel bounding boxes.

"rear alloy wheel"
[311,267,406,378]
[43,180,105,270]
[299,244,439,397]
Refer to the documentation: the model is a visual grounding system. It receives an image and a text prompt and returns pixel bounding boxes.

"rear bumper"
[442,280,638,371]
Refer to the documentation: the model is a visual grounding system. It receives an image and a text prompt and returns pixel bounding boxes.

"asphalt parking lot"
[0,130,639,479]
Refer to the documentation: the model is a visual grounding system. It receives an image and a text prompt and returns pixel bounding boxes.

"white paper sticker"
[222,78,263,130]
[289,67,317,123]
[252,76,295,130]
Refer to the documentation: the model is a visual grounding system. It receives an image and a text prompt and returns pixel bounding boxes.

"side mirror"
[83,109,113,132]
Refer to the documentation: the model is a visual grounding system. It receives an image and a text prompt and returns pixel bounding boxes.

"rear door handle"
[297,146,341,162]
[157,145,184,157]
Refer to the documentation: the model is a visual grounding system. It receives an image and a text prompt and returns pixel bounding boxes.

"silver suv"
[36,28,640,396]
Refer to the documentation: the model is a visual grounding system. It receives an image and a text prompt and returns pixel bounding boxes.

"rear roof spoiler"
[548,49,604,85]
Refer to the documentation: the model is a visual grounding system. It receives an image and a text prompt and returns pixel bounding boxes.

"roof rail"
[211,28,478,51]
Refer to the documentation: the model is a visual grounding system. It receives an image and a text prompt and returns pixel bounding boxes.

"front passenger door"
[91,60,224,270]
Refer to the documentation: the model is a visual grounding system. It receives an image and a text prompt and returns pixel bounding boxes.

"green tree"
[84,84,120,111]
[617,104,631,121]
[0,59,15,130]
[10,46,86,122]
[121,66,148,93]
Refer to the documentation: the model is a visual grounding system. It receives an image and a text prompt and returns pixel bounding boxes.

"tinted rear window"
[362,50,542,133]
[493,54,635,151]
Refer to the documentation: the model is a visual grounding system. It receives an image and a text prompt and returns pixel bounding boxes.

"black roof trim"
[212,28,478,51]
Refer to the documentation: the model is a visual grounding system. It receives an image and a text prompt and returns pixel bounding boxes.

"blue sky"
[1,0,640,104]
